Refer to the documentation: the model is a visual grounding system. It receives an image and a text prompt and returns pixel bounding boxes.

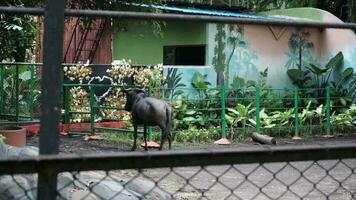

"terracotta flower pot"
[0,126,26,147]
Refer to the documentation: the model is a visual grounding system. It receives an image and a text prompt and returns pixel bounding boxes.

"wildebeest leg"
[167,130,172,150]
[131,124,138,151]
[143,125,148,151]
[159,127,166,150]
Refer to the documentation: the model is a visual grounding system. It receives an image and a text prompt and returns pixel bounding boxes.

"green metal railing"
[62,83,354,141]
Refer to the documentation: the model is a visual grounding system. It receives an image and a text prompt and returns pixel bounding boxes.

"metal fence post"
[255,86,260,133]
[64,85,70,124]
[90,86,95,135]
[293,86,301,140]
[326,86,331,135]
[29,63,35,120]
[214,85,231,145]
[15,64,19,124]
[38,0,65,198]
[0,64,3,115]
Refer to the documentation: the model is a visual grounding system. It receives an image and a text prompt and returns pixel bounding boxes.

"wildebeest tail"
[165,105,173,138]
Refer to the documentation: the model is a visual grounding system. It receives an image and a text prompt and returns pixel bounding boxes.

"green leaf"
[227,108,239,115]
[340,98,347,106]
[248,119,256,125]
[325,51,343,70]
[287,69,304,82]
[183,117,195,122]
[19,71,31,81]
[185,110,196,115]
[308,64,328,76]
[192,81,208,89]
[341,68,353,80]
[246,80,256,87]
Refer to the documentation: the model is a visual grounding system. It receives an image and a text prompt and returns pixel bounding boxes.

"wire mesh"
[2,159,355,200]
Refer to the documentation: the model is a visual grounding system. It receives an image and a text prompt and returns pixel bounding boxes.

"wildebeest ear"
[134,88,146,94]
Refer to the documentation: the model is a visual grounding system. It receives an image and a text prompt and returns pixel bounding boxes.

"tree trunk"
[217,71,225,87]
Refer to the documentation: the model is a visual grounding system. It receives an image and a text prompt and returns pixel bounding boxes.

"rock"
[89,180,140,200]
[57,172,76,199]
[78,177,172,200]
[0,142,38,159]
[0,175,36,200]
[7,146,38,157]
[0,142,8,159]
[0,144,39,200]
[125,177,172,200]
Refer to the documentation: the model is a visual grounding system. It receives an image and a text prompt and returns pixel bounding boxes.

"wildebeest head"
[123,88,146,112]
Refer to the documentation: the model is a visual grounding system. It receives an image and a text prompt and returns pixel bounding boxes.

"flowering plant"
[107,59,135,84]
[69,86,90,123]
[63,62,92,84]
[101,88,131,120]
[134,64,165,88]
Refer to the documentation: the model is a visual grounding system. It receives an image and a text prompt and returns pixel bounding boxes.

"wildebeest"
[123,88,173,151]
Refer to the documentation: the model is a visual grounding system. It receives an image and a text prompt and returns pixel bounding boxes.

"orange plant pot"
[0,126,27,147]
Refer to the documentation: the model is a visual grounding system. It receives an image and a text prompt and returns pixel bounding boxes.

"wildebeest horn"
[122,87,132,93]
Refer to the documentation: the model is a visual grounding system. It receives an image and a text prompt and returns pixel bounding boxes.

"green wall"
[113,20,207,65]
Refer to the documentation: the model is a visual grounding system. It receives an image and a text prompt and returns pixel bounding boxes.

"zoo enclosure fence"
[1,144,356,199]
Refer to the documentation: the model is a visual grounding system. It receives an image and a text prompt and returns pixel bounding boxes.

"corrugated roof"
[121,2,288,21]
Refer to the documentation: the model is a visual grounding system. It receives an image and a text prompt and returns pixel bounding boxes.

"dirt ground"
[26,133,356,154]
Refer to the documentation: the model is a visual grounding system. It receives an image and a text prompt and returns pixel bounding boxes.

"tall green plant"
[191,72,211,98]
[1,66,39,116]
[287,52,353,106]
[165,68,186,100]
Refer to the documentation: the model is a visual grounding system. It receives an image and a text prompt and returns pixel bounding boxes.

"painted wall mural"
[112,8,356,94]
[227,25,258,85]
[284,28,318,70]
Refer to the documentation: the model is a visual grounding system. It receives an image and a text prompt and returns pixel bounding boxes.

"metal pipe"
[294,86,299,137]
[0,143,356,175]
[255,86,260,133]
[326,86,331,134]
[1,7,356,29]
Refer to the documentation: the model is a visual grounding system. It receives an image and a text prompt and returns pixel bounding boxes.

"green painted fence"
[62,83,355,141]
[0,63,39,125]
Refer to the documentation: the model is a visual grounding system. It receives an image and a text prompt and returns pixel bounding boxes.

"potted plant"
[0,126,26,147]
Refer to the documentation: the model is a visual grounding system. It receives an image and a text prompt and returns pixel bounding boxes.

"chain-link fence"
[1,144,356,199]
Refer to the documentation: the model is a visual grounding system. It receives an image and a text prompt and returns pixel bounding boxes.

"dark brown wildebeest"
[123,88,173,151]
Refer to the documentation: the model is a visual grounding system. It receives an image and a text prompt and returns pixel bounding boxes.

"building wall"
[112,8,356,92]
[112,20,206,65]
[36,17,112,64]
